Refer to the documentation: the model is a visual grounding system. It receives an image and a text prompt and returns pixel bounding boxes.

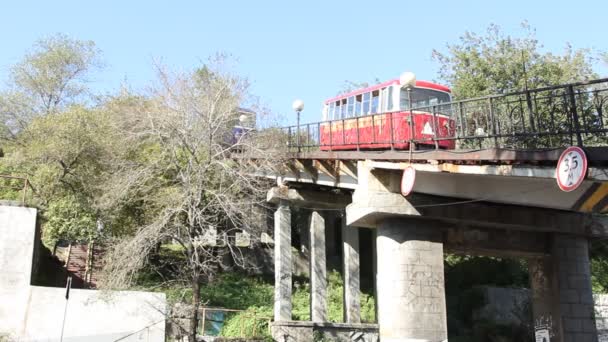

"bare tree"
[99,59,284,341]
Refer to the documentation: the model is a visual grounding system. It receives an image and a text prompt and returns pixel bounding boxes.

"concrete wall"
[0,204,166,342]
[20,287,165,341]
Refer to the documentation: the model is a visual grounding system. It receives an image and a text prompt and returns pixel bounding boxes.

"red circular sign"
[556,146,587,192]
[401,166,416,196]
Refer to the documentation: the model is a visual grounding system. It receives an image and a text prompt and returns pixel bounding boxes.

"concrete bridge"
[258,78,608,342]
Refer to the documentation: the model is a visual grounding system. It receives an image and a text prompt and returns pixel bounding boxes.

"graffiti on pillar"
[535,328,550,342]
[534,315,553,342]
[402,250,444,317]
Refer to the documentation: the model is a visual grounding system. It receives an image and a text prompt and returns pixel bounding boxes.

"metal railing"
[280,78,608,152]
[0,175,31,204]
[198,307,271,338]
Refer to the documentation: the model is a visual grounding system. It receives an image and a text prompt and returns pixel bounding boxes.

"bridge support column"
[530,234,597,342]
[274,201,292,321]
[377,218,447,342]
[310,211,328,322]
[342,215,361,323]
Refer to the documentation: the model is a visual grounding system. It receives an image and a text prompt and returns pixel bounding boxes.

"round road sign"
[556,146,587,192]
[401,166,416,196]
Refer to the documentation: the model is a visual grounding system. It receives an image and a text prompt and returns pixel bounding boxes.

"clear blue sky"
[0,0,606,124]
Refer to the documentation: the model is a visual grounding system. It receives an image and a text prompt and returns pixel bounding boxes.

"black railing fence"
[280,78,608,152]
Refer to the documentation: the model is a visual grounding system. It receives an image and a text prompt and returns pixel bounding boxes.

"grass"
[133,245,376,340]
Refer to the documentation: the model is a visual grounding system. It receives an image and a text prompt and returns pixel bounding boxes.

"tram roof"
[324,79,451,104]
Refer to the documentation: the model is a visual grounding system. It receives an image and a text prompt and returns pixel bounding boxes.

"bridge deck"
[287,146,608,164]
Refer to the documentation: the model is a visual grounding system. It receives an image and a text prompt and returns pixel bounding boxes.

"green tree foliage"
[432,22,597,100]
[9,33,101,114]
[0,106,111,244]
[0,34,101,142]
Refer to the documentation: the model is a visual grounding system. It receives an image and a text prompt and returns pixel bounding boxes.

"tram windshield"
[400,88,451,110]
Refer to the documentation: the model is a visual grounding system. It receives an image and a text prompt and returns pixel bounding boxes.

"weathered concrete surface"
[274,201,292,321]
[342,218,361,323]
[0,205,37,337]
[377,219,447,342]
[528,235,598,342]
[0,204,167,342]
[554,235,598,342]
[309,211,327,322]
[267,186,351,209]
[271,321,378,342]
[20,287,166,341]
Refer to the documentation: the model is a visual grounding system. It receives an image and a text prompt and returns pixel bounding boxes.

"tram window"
[329,102,335,120]
[334,101,341,120]
[371,90,380,113]
[400,93,410,110]
[362,92,371,114]
[355,95,362,116]
[341,99,347,119]
[387,86,393,112]
[346,96,354,118]
[400,88,451,110]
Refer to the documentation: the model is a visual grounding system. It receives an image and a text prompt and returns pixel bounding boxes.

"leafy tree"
[432,22,597,100]
[0,105,112,244]
[0,34,101,141]
[99,60,282,342]
[432,22,603,149]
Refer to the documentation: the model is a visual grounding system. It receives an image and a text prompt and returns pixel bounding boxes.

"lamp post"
[292,99,304,152]
[399,72,416,149]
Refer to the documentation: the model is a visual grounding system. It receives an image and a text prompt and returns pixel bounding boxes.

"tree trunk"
[189,276,201,342]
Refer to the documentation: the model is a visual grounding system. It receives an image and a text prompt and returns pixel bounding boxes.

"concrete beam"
[267,186,351,209]
[408,194,608,237]
[445,227,550,258]
[347,182,608,237]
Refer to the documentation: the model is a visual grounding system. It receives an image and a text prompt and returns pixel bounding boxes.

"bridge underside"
[263,148,608,341]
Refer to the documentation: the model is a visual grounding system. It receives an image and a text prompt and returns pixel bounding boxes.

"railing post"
[329,121,333,151]
[371,114,376,147]
[431,106,439,150]
[356,116,360,151]
[342,119,346,146]
[526,90,536,133]
[389,112,395,150]
[317,122,321,149]
[567,85,584,147]
[409,109,415,148]
[488,97,498,148]
[287,127,292,151]
[306,124,310,152]
[458,102,466,139]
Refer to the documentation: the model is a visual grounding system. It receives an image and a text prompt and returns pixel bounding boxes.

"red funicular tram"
[320,72,455,150]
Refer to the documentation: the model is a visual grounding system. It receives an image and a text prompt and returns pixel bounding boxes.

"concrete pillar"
[554,235,597,342]
[529,234,598,342]
[342,215,361,323]
[529,256,563,340]
[309,211,327,322]
[377,219,447,342]
[274,201,292,321]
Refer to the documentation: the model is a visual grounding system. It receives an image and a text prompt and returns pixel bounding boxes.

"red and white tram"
[320,72,455,150]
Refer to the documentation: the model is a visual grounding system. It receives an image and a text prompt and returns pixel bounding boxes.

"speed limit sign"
[556,146,587,192]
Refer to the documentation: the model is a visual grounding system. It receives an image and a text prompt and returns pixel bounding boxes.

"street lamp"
[292,99,304,152]
[399,72,416,149]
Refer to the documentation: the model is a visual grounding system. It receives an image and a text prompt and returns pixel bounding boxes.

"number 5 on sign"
[556,146,587,192]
